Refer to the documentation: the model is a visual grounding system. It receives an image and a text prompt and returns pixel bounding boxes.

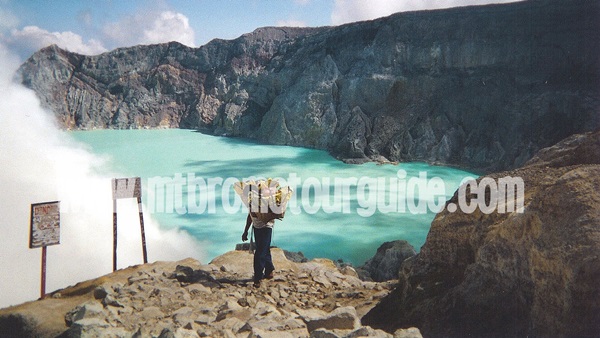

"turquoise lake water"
[70,129,475,265]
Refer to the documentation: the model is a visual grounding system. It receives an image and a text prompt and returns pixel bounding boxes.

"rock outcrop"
[18,0,600,172]
[0,248,420,338]
[363,130,600,337]
[357,240,416,282]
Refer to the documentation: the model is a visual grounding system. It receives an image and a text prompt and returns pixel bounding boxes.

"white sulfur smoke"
[0,43,206,308]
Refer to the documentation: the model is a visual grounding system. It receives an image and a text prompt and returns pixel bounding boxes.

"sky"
[0,0,522,61]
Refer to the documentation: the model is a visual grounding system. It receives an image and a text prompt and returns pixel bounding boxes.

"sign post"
[41,246,47,298]
[111,177,146,271]
[30,201,60,300]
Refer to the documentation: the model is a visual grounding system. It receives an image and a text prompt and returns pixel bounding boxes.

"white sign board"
[30,201,60,248]
[112,177,141,200]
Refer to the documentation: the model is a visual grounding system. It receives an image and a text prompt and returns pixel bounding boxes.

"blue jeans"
[253,227,274,281]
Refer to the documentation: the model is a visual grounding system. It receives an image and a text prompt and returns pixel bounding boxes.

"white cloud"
[103,10,195,48]
[331,0,523,25]
[1,9,195,59]
[6,25,107,58]
[276,19,308,27]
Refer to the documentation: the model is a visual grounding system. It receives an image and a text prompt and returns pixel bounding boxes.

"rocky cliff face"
[18,0,600,172]
[362,130,600,337]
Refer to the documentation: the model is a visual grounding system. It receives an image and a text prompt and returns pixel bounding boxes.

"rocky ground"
[0,248,420,338]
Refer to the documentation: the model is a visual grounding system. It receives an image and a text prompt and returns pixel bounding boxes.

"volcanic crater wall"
[18,0,600,172]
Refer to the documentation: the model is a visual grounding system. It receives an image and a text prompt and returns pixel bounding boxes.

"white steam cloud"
[7,26,108,58]
[0,43,205,308]
[103,11,196,48]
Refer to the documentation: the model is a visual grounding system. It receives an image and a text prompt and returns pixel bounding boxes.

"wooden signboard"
[30,201,60,248]
[30,201,60,299]
[111,177,147,271]
[112,177,142,200]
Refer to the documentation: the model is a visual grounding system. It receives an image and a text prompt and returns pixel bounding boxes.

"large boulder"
[208,247,299,276]
[301,306,361,332]
[358,240,416,282]
[363,130,600,337]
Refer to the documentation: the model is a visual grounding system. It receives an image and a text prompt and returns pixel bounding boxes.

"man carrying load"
[242,211,274,287]
[235,179,292,287]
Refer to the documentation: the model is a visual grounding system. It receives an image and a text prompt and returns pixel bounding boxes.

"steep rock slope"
[362,130,600,337]
[19,0,600,171]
